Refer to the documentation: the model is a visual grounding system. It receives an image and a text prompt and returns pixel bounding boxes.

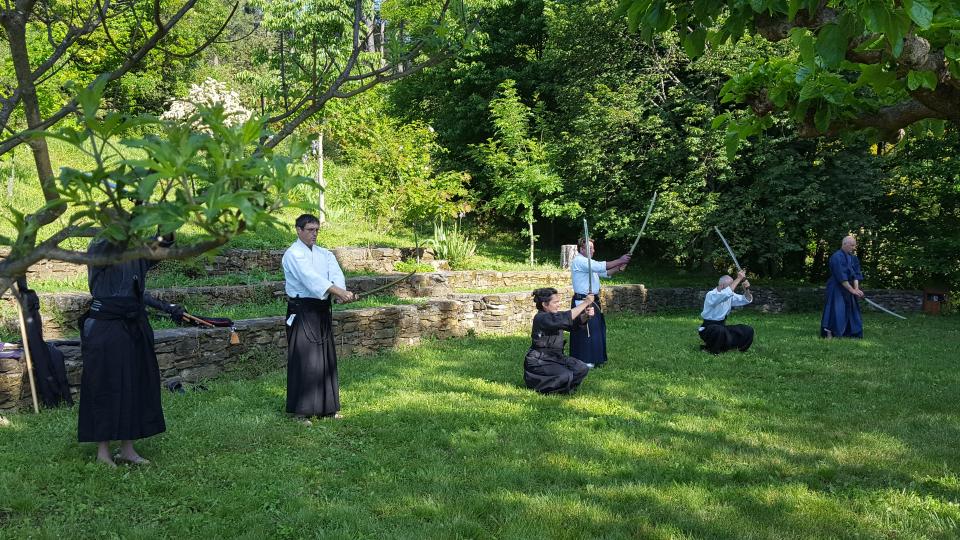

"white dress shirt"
[282,239,346,300]
[570,254,609,302]
[700,287,751,321]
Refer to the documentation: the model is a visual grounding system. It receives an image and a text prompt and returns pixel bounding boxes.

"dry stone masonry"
[1,283,924,411]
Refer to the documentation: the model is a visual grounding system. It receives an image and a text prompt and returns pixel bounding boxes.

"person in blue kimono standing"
[569,238,631,368]
[821,235,865,338]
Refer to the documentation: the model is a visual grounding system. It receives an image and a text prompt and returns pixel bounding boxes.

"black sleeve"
[145,293,185,322]
[535,311,574,332]
[143,293,171,313]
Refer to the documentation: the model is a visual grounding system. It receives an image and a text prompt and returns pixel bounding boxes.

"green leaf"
[814,104,831,133]
[949,59,960,80]
[796,32,816,67]
[905,0,934,28]
[788,0,803,20]
[816,23,849,69]
[927,119,946,136]
[857,64,898,90]
[945,44,960,61]
[683,27,707,58]
[711,113,729,130]
[77,76,109,124]
[907,69,938,90]
[724,130,740,161]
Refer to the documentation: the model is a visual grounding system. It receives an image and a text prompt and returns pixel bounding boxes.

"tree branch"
[0,0,202,157]
[155,1,238,59]
[797,98,941,139]
[0,237,228,280]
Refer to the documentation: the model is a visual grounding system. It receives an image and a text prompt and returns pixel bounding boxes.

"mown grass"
[1,312,958,538]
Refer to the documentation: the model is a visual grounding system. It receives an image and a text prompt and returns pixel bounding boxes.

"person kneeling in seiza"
[524,288,596,394]
[698,269,754,354]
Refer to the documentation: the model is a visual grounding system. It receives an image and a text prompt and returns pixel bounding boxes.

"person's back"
[79,238,167,466]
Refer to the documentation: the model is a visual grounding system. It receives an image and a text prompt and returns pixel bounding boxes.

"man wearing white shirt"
[569,238,630,367]
[282,214,355,423]
[698,269,754,354]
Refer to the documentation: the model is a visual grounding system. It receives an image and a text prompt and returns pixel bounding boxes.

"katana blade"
[355,270,417,300]
[863,297,907,320]
[582,218,593,294]
[713,226,742,272]
[629,191,658,256]
[582,217,594,338]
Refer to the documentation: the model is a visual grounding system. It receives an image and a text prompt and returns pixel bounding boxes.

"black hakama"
[698,319,754,354]
[286,297,340,416]
[78,240,166,442]
[569,294,607,366]
[524,311,590,394]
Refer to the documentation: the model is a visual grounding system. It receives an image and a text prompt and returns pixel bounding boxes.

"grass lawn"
[1,312,958,538]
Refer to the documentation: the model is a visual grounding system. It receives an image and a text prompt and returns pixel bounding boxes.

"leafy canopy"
[617,0,960,154]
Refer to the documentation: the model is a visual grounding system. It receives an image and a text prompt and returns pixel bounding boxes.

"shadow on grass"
[0,312,958,537]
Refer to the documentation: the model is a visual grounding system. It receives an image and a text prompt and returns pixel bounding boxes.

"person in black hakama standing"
[79,237,186,466]
[524,288,596,394]
[698,269,755,354]
[569,238,630,367]
[281,214,355,424]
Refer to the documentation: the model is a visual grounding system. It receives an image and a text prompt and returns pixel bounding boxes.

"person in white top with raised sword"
[569,220,631,368]
[698,227,755,354]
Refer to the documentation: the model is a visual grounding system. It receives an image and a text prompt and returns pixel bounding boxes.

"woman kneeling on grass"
[524,288,596,394]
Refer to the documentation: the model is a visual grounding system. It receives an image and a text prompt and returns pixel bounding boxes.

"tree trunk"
[316,131,325,224]
[279,32,289,110]
[810,241,827,282]
[3,13,60,239]
[528,207,535,266]
[700,233,715,273]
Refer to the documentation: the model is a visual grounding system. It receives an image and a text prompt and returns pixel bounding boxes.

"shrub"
[429,221,477,268]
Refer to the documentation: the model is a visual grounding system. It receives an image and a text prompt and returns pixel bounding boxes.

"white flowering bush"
[161,78,252,127]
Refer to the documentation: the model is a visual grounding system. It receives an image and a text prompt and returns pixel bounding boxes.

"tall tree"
[0,0,473,297]
[472,79,577,265]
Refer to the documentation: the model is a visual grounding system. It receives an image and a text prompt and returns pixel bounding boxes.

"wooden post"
[12,282,39,413]
[560,244,577,269]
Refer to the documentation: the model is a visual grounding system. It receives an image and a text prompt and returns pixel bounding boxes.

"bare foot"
[96,454,118,468]
[114,452,151,465]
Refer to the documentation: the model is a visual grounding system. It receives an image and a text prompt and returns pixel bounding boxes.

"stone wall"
[201,247,439,275]
[1,275,925,340]
[0,284,928,411]
[0,248,86,281]
[0,270,569,337]
[0,246,437,280]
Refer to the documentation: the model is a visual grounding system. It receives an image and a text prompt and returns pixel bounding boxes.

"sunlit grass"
[1,312,957,538]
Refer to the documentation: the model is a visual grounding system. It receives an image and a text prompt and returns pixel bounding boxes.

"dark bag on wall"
[18,277,74,407]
